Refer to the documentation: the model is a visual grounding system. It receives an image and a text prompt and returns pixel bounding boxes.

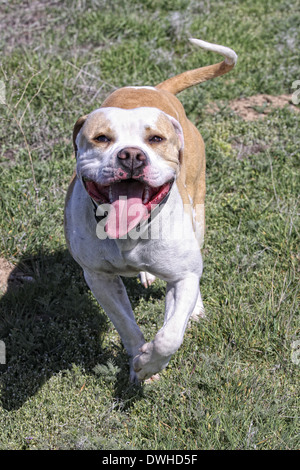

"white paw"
[190,293,206,322]
[133,342,170,381]
[129,367,140,385]
[139,271,156,288]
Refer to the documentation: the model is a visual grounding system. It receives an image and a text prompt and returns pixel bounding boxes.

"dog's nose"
[117,147,147,169]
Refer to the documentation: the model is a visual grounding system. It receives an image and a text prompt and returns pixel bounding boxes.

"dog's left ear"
[167,115,184,151]
[73,115,88,156]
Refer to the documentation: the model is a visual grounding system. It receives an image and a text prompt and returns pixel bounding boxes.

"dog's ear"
[73,115,88,156]
[167,115,184,151]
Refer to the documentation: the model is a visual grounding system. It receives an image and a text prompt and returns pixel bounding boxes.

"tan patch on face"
[78,111,116,151]
[145,113,182,172]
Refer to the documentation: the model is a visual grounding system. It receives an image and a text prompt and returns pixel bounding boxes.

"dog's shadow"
[0,249,165,411]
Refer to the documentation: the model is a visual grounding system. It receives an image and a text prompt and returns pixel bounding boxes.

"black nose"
[117,147,147,170]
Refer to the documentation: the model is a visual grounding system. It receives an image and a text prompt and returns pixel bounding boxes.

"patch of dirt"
[207,94,299,121]
[0,1,61,51]
[0,149,17,166]
[231,138,268,160]
[0,257,34,293]
[230,94,299,121]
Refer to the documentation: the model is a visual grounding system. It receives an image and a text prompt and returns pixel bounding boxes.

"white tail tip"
[189,38,238,66]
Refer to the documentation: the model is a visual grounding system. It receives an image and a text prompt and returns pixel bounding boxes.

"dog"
[64,39,237,382]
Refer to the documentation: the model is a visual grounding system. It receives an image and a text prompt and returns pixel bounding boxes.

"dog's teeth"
[143,185,150,204]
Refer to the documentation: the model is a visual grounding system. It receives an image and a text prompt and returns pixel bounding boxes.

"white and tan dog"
[64,39,237,382]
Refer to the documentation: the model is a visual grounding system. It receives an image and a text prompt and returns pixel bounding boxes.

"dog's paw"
[139,272,156,288]
[133,342,170,381]
[129,368,140,385]
[145,373,160,384]
[190,293,206,322]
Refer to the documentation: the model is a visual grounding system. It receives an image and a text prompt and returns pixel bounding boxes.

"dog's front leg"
[133,274,200,381]
[84,269,145,383]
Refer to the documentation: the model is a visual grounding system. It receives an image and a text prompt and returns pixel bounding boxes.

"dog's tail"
[156,38,238,95]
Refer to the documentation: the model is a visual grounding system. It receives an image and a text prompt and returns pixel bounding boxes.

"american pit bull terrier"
[64,39,237,382]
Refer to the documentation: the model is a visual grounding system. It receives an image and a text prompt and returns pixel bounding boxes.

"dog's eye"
[149,135,164,144]
[94,135,111,143]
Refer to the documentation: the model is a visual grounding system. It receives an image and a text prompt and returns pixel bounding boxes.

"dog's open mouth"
[83,178,173,238]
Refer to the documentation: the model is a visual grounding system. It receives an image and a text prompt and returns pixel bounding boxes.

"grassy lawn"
[0,0,299,450]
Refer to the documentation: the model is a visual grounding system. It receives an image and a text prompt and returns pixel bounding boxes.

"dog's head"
[73,106,184,238]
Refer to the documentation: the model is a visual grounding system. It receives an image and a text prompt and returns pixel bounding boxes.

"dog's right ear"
[73,115,88,156]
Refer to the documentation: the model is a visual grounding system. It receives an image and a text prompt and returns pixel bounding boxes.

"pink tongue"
[105,181,148,238]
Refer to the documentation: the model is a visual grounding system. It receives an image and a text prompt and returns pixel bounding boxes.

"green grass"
[0,0,299,450]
